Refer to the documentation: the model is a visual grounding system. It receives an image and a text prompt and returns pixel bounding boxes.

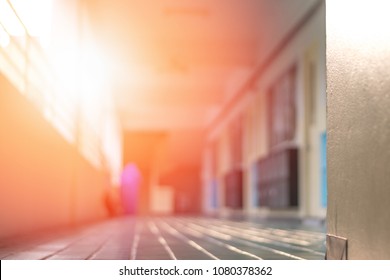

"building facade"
[202,1,326,220]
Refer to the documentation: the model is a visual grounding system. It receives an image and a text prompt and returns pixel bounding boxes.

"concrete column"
[327,0,390,259]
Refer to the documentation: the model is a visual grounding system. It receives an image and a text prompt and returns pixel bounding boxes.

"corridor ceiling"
[85,0,319,169]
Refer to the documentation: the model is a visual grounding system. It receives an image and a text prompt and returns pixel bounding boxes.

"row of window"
[0,0,123,185]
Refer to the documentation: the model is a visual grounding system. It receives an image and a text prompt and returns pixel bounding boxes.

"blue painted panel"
[210,179,218,208]
[320,132,327,207]
[251,163,258,207]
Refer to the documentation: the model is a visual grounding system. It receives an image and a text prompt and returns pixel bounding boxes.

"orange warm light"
[0,0,124,238]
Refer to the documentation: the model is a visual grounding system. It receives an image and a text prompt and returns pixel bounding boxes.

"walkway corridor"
[0,216,325,260]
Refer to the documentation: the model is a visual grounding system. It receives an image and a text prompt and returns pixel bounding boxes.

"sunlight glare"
[79,43,110,111]
[10,0,53,37]
[0,24,10,47]
[0,0,25,36]
[328,0,390,49]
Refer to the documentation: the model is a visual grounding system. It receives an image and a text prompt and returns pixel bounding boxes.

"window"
[268,65,297,148]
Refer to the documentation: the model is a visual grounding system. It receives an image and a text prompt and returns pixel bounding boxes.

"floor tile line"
[85,234,112,260]
[148,221,176,260]
[130,222,142,260]
[187,217,324,239]
[40,234,91,260]
[219,219,325,238]
[174,220,303,260]
[157,219,219,260]
[204,223,325,256]
[170,220,263,260]
[177,217,324,256]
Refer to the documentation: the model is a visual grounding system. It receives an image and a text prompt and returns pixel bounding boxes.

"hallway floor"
[0,216,326,260]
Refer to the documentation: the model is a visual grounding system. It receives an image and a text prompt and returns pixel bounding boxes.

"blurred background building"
[0,0,325,239]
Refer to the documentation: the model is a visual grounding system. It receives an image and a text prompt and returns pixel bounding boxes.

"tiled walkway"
[0,216,326,260]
